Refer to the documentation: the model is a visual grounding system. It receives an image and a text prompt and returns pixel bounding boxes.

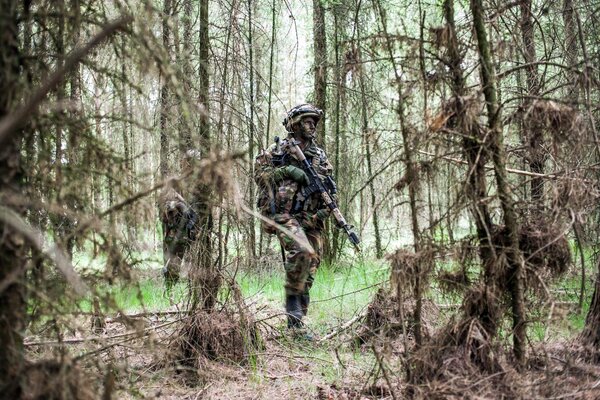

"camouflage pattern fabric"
[254,136,332,296]
[159,187,194,288]
[275,218,324,295]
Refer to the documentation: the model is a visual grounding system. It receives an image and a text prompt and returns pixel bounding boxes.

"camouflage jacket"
[254,135,334,232]
[159,189,198,245]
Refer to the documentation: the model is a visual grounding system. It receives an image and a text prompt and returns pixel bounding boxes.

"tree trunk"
[444,0,495,288]
[581,261,600,350]
[331,7,348,262]
[356,26,383,259]
[247,0,256,260]
[190,0,218,311]
[67,0,82,256]
[159,0,171,179]
[374,0,423,347]
[313,0,333,263]
[563,0,579,104]
[0,1,26,396]
[520,0,545,206]
[180,0,193,155]
[471,0,526,367]
[313,0,327,144]
[198,0,209,146]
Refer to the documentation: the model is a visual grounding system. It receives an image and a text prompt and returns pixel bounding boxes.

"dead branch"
[418,149,596,184]
[319,308,368,342]
[24,318,182,347]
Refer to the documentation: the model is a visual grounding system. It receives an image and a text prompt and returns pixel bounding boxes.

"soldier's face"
[295,116,316,139]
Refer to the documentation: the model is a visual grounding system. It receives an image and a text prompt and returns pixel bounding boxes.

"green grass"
[66,241,595,346]
[237,259,389,333]
[72,259,388,329]
[78,279,188,314]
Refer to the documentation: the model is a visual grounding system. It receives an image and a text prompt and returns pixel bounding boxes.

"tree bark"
[471,0,526,367]
[0,0,26,396]
[313,0,327,144]
[159,0,171,179]
[356,24,383,259]
[520,0,545,206]
[247,0,256,259]
[581,261,600,350]
[180,0,193,155]
[444,0,496,290]
[198,0,209,145]
[563,0,579,104]
[190,0,217,311]
[374,0,423,347]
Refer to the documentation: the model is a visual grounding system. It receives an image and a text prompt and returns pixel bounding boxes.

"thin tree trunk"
[313,0,333,263]
[198,0,209,146]
[356,27,383,259]
[0,1,26,396]
[120,34,135,245]
[53,0,69,260]
[259,0,277,258]
[67,0,82,256]
[471,0,526,367]
[247,0,256,260]
[331,9,343,261]
[563,0,579,104]
[581,261,600,350]
[191,0,217,311]
[160,0,171,179]
[443,0,506,353]
[373,0,423,348]
[180,0,193,155]
[520,0,545,206]
[313,0,327,144]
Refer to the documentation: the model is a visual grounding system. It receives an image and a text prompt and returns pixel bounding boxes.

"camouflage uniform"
[255,137,333,299]
[159,188,197,288]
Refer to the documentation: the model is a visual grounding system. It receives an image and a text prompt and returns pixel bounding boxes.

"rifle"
[285,138,361,252]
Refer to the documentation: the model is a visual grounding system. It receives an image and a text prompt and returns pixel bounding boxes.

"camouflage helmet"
[283,103,323,131]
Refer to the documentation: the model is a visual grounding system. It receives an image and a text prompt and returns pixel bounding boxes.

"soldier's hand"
[304,146,319,159]
[286,165,310,185]
[316,209,330,220]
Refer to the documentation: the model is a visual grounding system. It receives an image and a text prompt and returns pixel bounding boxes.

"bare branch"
[0,16,133,148]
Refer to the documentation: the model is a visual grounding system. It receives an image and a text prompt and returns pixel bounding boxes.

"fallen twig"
[320,309,368,342]
[312,280,385,304]
[24,318,183,346]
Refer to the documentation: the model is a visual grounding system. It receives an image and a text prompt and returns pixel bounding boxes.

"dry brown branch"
[319,309,368,342]
[417,149,596,184]
[24,318,182,347]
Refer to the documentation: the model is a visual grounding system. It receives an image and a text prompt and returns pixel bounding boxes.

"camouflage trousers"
[276,218,323,296]
[163,239,187,288]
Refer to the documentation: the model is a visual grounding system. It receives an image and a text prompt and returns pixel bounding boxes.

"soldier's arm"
[254,153,273,185]
[255,143,300,185]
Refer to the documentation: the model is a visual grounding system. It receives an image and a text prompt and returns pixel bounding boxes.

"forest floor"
[23,252,600,399]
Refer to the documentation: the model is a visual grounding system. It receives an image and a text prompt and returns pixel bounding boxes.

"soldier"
[255,103,334,336]
[158,154,199,290]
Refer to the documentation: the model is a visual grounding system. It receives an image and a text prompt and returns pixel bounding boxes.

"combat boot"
[285,294,304,329]
[286,294,314,341]
[300,293,310,316]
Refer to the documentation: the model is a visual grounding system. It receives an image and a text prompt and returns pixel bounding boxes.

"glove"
[304,146,319,159]
[273,165,309,185]
[315,209,330,220]
[286,165,309,185]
